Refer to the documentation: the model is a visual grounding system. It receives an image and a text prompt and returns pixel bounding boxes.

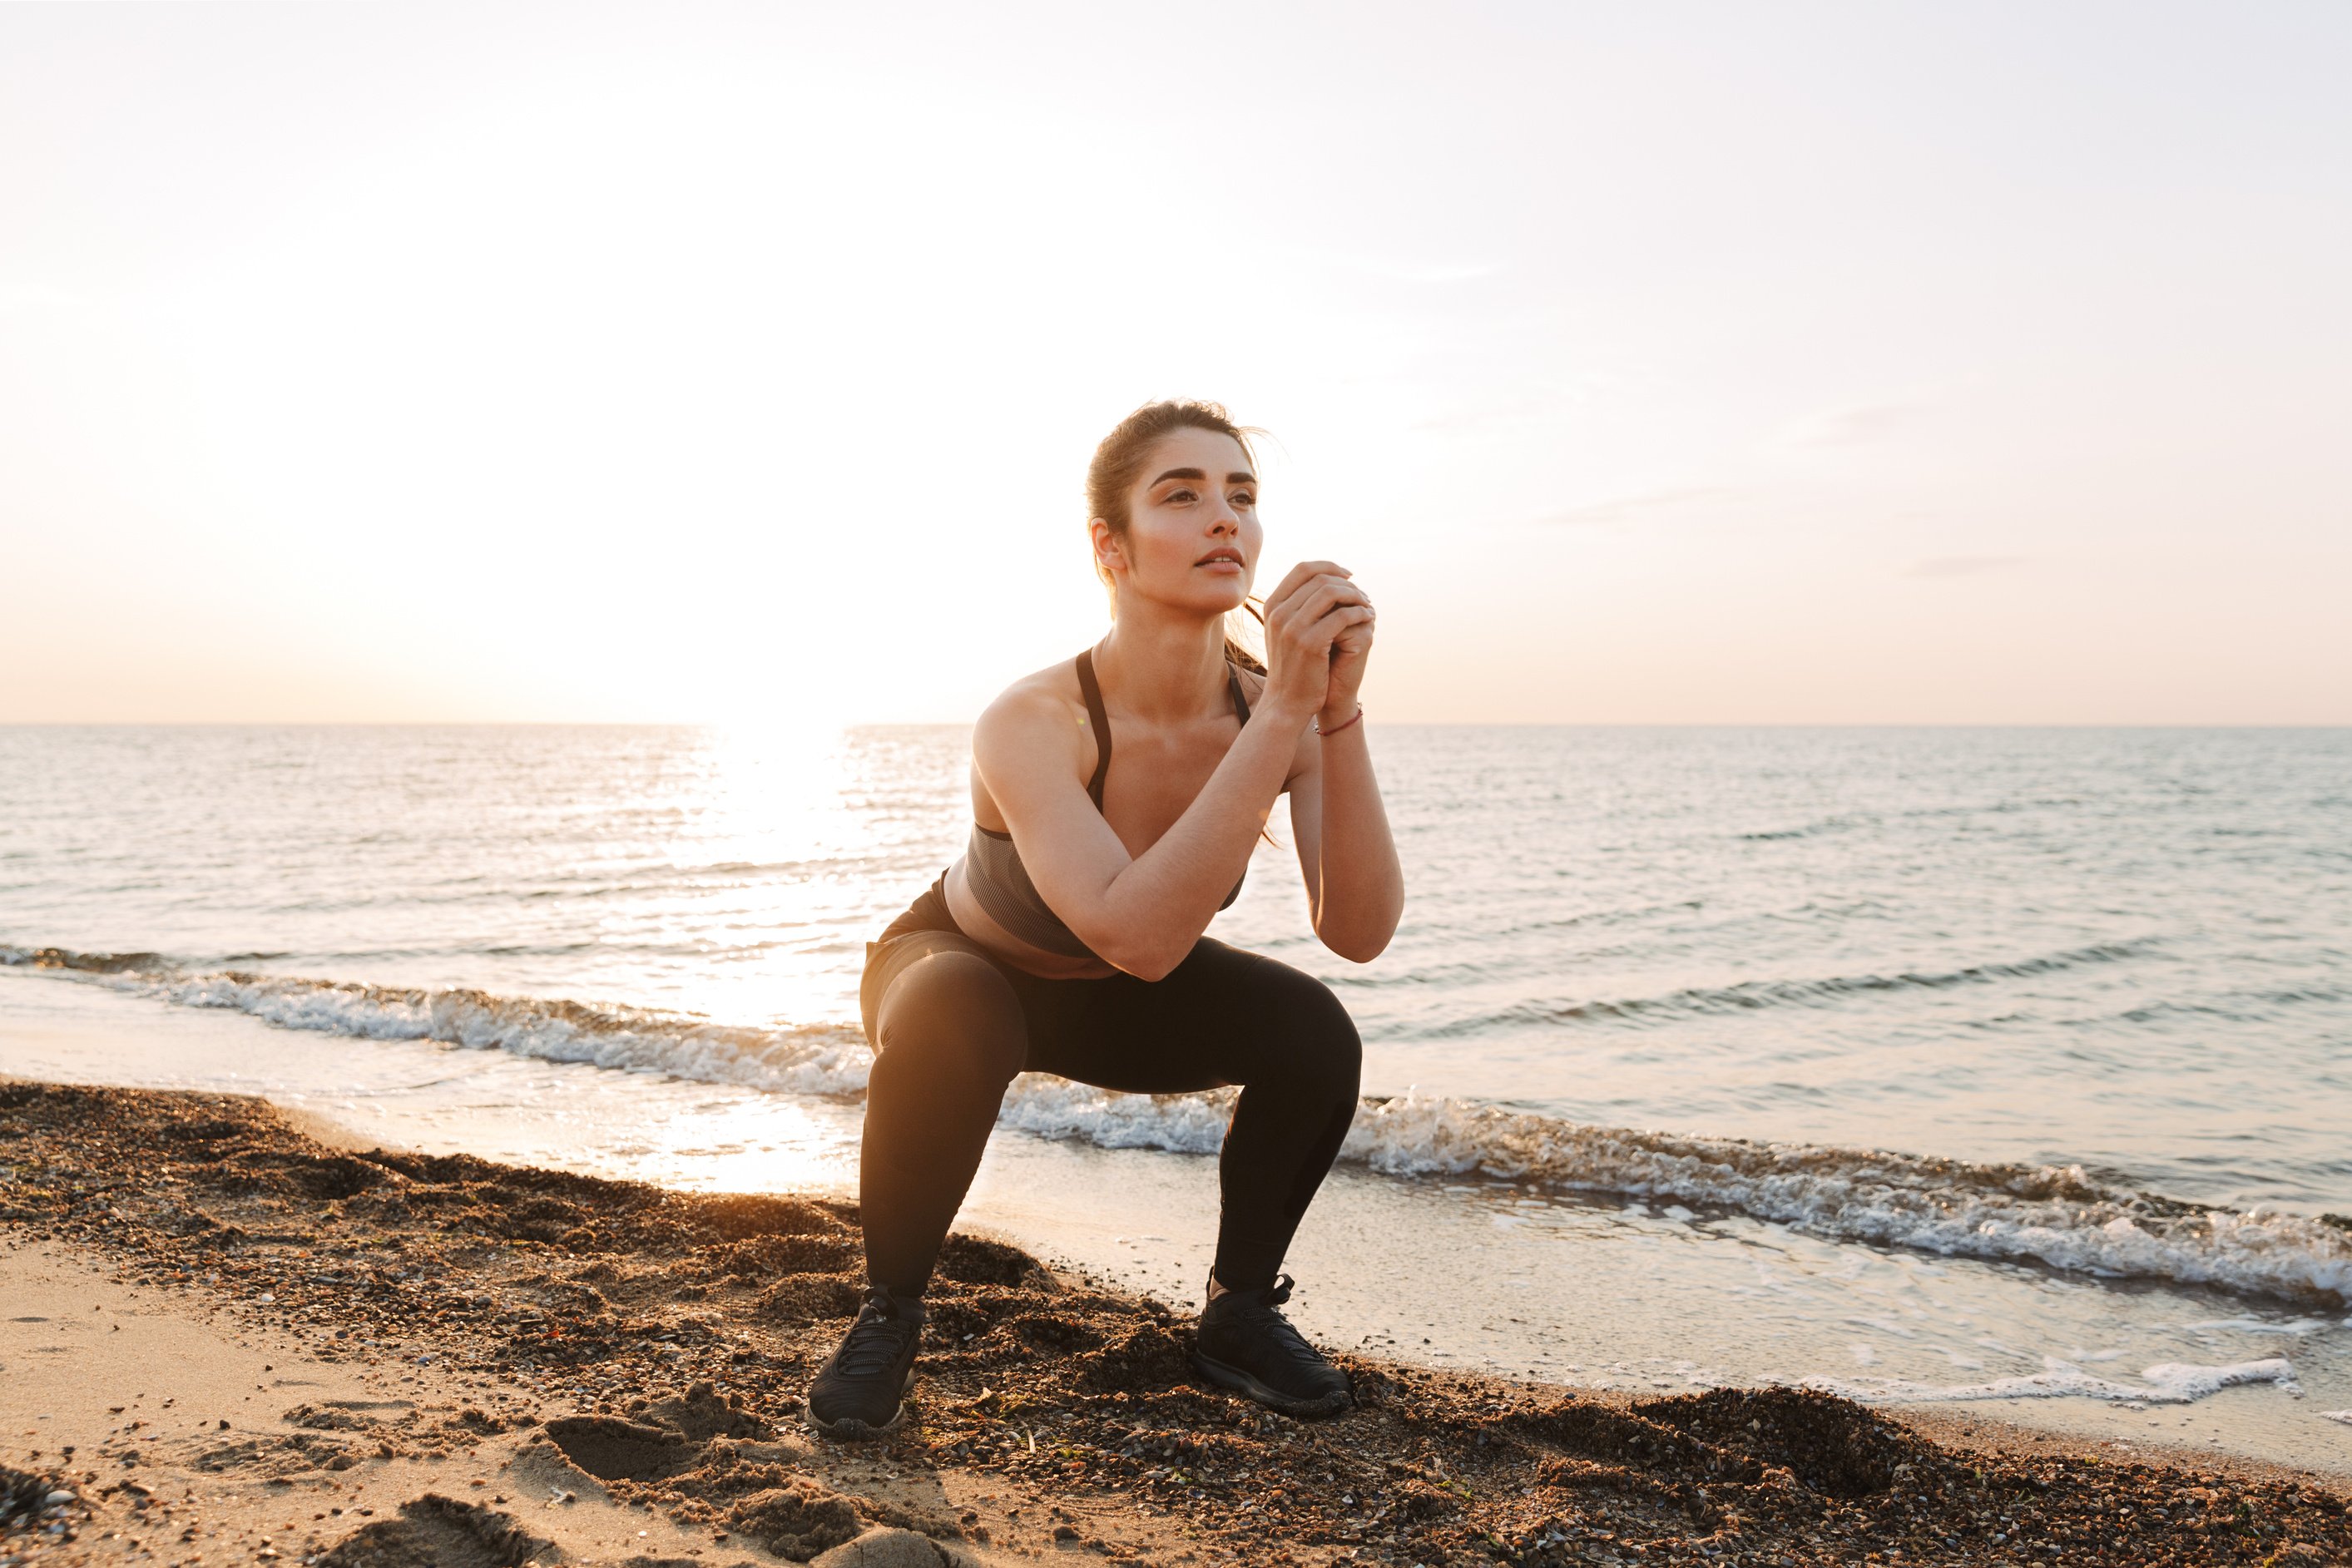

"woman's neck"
[1093,604,1230,725]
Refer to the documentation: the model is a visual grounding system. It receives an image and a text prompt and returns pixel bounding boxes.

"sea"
[4,725,2349,1468]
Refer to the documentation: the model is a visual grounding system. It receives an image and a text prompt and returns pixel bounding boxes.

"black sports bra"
[963,646,1253,960]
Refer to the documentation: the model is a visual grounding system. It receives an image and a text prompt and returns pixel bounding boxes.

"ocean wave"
[1739,814,1876,842]
[933,1072,2352,1311]
[1806,1358,2297,1406]
[1334,1093,2352,1305]
[9,941,2350,1308]
[1736,796,2089,841]
[996,1086,2345,1306]
[0,945,170,975]
[1439,938,2161,1032]
[1,943,866,1095]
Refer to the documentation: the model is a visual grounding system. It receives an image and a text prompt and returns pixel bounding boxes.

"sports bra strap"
[1073,646,1252,812]
[1074,646,1113,809]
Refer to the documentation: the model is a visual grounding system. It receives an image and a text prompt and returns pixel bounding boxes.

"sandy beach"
[2,1081,2346,1566]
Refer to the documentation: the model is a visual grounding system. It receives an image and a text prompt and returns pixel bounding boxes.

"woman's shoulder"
[973,656,1088,768]
[982,654,1087,722]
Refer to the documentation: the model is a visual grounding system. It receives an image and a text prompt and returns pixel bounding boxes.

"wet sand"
[3,1081,2348,1566]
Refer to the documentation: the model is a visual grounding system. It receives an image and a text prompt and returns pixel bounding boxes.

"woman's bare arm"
[975,560,1374,982]
[1285,713,1404,962]
[973,684,1313,981]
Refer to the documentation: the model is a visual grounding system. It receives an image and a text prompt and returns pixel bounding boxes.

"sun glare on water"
[620,1091,862,1196]
[618,721,911,1028]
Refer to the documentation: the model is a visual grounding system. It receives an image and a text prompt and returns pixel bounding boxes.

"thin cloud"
[0,284,94,316]
[1413,395,1566,433]
[1537,486,1736,527]
[1772,399,1927,450]
[1904,555,2027,579]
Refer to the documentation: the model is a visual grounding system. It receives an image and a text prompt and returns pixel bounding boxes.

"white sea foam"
[998,1076,1233,1154]
[2141,1358,2304,1401]
[2173,1315,2340,1335]
[1336,1091,2352,1307]
[134,966,870,1096]
[1810,1358,2298,1406]
[983,1078,2352,1307]
[10,946,2351,1310]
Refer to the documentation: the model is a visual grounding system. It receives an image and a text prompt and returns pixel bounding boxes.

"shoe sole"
[804,1367,914,1442]
[1189,1350,1352,1418]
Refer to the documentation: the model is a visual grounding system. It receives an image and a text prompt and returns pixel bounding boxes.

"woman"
[811,400,1404,1438]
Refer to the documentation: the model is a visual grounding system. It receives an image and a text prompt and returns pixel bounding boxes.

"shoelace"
[833,1289,920,1378]
[1222,1274,1328,1369]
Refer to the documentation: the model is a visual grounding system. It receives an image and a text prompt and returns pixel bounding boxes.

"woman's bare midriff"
[943,855,1121,980]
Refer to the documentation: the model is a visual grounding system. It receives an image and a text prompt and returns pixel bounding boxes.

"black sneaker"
[1190,1274,1352,1417]
[805,1285,924,1439]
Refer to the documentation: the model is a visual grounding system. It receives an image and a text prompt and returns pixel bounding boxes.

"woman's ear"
[1087,517,1124,575]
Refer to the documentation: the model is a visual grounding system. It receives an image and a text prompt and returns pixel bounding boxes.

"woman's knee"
[873,949,1027,1086]
[1249,963,1364,1095]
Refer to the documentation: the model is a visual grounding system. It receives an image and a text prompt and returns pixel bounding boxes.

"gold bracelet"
[1315,703,1364,737]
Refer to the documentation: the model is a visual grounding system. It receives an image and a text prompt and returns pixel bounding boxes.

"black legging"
[855,878,1363,1298]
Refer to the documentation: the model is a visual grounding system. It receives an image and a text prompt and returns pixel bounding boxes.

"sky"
[3,2,2347,726]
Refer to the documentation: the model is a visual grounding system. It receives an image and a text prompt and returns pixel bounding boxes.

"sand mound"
[1633,1383,1945,1499]
[725,1478,866,1559]
[810,1526,959,1565]
[637,1378,775,1441]
[314,1493,550,1568]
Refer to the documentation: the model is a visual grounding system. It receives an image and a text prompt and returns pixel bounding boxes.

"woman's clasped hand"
[1259,559,1376,721]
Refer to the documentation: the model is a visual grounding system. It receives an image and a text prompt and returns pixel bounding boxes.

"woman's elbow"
[1102,944,1181,983]
[1089,926,1192,984]
[1323,933,1391,964]
[1320,903,1403,963]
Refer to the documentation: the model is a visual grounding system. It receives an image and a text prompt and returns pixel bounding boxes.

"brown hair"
[1087,399,1269,674]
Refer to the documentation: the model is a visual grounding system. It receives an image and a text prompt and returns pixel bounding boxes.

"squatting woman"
[809,399,1404,1437]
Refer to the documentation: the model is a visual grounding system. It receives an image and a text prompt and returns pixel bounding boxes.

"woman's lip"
[1196,559,1243,570]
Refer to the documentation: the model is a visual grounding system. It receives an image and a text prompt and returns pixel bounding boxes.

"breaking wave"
[1438,939,2162,1032]
[8,941,2349,1308]
[1012,1079,2352,1308]
[0,943,867,1096]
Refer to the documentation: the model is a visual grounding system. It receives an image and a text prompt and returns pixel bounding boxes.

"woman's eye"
[1166,488,1196,503]
[1230,492,1255,507]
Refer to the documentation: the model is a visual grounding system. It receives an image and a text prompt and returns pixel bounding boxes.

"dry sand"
[2,1081,2347,1567]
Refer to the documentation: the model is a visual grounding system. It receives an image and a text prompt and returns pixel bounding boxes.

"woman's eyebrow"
[1149,467,1258,486]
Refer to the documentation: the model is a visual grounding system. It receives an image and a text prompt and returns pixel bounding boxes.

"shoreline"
[4,1081,2349,1566]
[12,971,2351,1472]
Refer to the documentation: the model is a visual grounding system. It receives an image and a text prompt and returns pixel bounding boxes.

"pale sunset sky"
[3,3,2346,727]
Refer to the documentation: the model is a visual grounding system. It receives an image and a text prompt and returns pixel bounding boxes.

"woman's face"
[1100,427,1262,614]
